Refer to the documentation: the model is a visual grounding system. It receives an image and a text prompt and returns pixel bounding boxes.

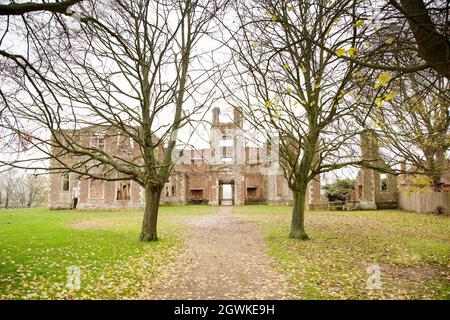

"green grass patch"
[0,205,215,299]
[235,206,450,300]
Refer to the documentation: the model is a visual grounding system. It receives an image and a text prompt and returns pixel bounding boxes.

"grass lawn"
[235,206,450,300]
[0,206,215,299]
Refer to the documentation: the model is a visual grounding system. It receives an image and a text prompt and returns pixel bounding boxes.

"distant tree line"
[0,170,48,209]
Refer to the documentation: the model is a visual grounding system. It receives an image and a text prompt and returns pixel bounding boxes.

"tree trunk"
[289,188,309,240]
[431,174,442,192]
[399,0,450,78]
[4,192,9,209]
[139,185,161,242]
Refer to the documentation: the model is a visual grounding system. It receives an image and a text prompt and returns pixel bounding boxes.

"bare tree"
[0,0,223,241]
[0,171,48,208]
[346,1,449,78]
[388,0,449,78]
[16,174,48,208]
[0,1,86,152]
[347,10,450,191]
[0,0,83,16]
[361,71,449,191]
[222,0,369,239]
[0,168,16,208]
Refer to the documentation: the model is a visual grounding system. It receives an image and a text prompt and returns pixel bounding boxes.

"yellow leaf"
[252,42,257,49]
[335,48,346,57]
[293,100,298,106]
[288,6,293,12]
[352,70,361,78]
[374,72,392,88]
[287,87,292,93]
[284,63,289,69]
[272,15,277,22]
[385,91,398,101]
[347,47,357,58]
[315,83,320,89]
[264,9,270,16]
[355,19,364,28]
[265,100,271,108]
[385,37,394,45]
[375,97,383,107]
[299,67,306,73]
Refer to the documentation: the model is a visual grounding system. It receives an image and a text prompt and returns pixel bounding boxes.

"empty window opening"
[380,174,388,191]
[118,136,133,155]
[190,189,204,201]
[62,173,70,191]
[266,140,272,157]
[116,181,131,200]
[91,134,105,150]
[247,187,257,199]
[190,149,204,164]
[247,147,259,164]
[221,144,233,162]
[220,139,234,147]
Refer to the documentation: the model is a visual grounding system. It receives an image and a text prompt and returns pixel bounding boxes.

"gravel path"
[139,206,294,299]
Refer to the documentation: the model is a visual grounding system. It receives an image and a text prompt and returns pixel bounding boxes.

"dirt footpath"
[139,206,294,299]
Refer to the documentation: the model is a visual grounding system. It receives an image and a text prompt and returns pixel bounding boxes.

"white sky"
[0,2,368,181]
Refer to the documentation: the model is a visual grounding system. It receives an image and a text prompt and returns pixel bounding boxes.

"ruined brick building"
[49,107,328,210]
[46,109,450,212]
[345,130,450,212]
[345,131,398,210]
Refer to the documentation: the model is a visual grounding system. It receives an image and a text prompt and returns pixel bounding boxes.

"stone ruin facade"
[48,107,328,210]
[345,131,398,210]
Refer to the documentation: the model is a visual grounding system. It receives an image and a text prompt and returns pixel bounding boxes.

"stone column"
[307,175,321,209]
[234,176,245,206]
[179,173,187,204]
[360,168,377,209]
[266,168,278,204]
[208,172,219,205]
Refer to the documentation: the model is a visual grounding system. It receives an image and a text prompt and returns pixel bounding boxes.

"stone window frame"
[246,186,257,198]
[116,180,132,201]
[90,133,105,151]
[116,134,133,156]
[380,173,389,192]
[220,135,234,163]
[88,180,105,200]
[190,149,204,164]
[62,173,70,192]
